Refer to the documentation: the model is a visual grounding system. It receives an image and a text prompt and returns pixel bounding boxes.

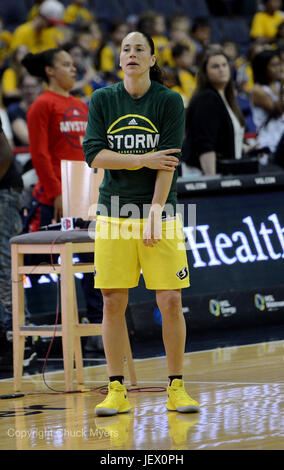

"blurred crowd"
[1,0,284,173]
[1,0,284,366]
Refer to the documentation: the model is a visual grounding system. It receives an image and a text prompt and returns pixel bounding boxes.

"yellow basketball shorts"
[94,214,190,290]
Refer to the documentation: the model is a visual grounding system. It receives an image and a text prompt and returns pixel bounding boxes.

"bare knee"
[156,290,182,318]
[101,289,128,315]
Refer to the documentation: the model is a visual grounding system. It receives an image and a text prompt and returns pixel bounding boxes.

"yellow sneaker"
[166,379,200,413]
[95,381,132,417]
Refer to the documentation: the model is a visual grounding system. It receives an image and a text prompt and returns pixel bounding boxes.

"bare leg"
[101,288,129,377]
[156,289,186,376]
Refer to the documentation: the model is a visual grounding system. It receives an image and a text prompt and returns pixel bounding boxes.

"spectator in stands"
[190,17,211,62]
[0,14,12,75]
[221,39,240,78]
[27,0,45,21]
[250,0,284,42]
[10,0,66,53]
[236,41,272,94]
[2,46,30,107]
[251,49,284,157]
[137,11,169,66]
[7,74,43,148]
[97,21,129,79]
[160,14,196,68]
[64,42,98,101]
[64,0,95,27]
[171,44,197,106]
[183,49,246,175]
[89,21,104,55]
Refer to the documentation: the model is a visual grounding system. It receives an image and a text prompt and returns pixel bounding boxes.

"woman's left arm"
[143,91,185,247]
[143,170,174,247]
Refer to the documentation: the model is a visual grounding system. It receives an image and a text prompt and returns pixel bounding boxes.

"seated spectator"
[235,41,272,94]
[0,14,12,74]
[27,1,45,21]
[171,44,197,106]
[64,42,104,101]
[137,11,169,66]
[64,0,95,27]
[97,21,129,79]
[74,23,104,66]
[160,14,196,68]
[250,0,284,42]
[10,0,65,53]
[7,74,43,148]
[2,46,30,107]
[183,48,246,175]
[221,39,240,81]
[190,17,211,63]
[89,21,104,53]
[251,49,284,157]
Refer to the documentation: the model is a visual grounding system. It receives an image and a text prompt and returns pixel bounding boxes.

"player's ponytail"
[21,48,62,82]
[139,32,164,84]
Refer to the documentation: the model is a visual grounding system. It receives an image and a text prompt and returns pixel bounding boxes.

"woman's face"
[22,75,42,104]
[206,54,231,89]
[120,32,156,78]
[267,55,281,81]
[47,50,77,90]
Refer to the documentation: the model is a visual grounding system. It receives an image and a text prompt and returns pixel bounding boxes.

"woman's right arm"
[199,151,216,175]
[251,84,284,116]
[90,148,180,171]
[186,91,220,175]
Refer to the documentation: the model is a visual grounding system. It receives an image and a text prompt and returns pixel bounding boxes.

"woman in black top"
[183,48,246,175]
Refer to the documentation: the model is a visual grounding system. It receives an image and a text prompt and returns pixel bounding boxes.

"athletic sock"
[109,375,124,384]
[168,375,183,385]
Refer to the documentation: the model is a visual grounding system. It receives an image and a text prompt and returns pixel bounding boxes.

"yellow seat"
[10,160,137,392]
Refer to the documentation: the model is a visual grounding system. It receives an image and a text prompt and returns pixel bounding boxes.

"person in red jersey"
[22,48,88,228]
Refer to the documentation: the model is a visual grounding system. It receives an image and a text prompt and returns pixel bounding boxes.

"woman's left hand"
[143,211,162,247]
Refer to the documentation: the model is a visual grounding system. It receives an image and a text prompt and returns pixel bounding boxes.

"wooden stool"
[10,229,137,391]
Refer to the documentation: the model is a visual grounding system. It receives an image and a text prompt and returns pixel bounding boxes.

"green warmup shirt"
[83,80,185,218]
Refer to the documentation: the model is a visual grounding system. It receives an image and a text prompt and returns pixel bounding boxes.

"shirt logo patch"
[128,118,138,125]
[176,267,189,280]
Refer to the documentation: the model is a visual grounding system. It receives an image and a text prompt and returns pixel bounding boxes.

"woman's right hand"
[142,149,180,171]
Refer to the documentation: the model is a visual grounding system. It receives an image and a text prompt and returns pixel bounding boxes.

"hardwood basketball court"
[0,339,283,450]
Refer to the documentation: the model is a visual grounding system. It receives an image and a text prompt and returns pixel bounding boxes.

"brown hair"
[195,48,246,127]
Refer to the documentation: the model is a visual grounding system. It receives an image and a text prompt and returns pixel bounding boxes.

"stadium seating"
[0,0,29,30]
[209,16,251,48]
[178,0,210,19]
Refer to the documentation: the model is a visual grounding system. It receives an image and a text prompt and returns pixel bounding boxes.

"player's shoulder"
[152,81,184,106]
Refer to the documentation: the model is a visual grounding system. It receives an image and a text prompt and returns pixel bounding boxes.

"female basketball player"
[83,31,200,416]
